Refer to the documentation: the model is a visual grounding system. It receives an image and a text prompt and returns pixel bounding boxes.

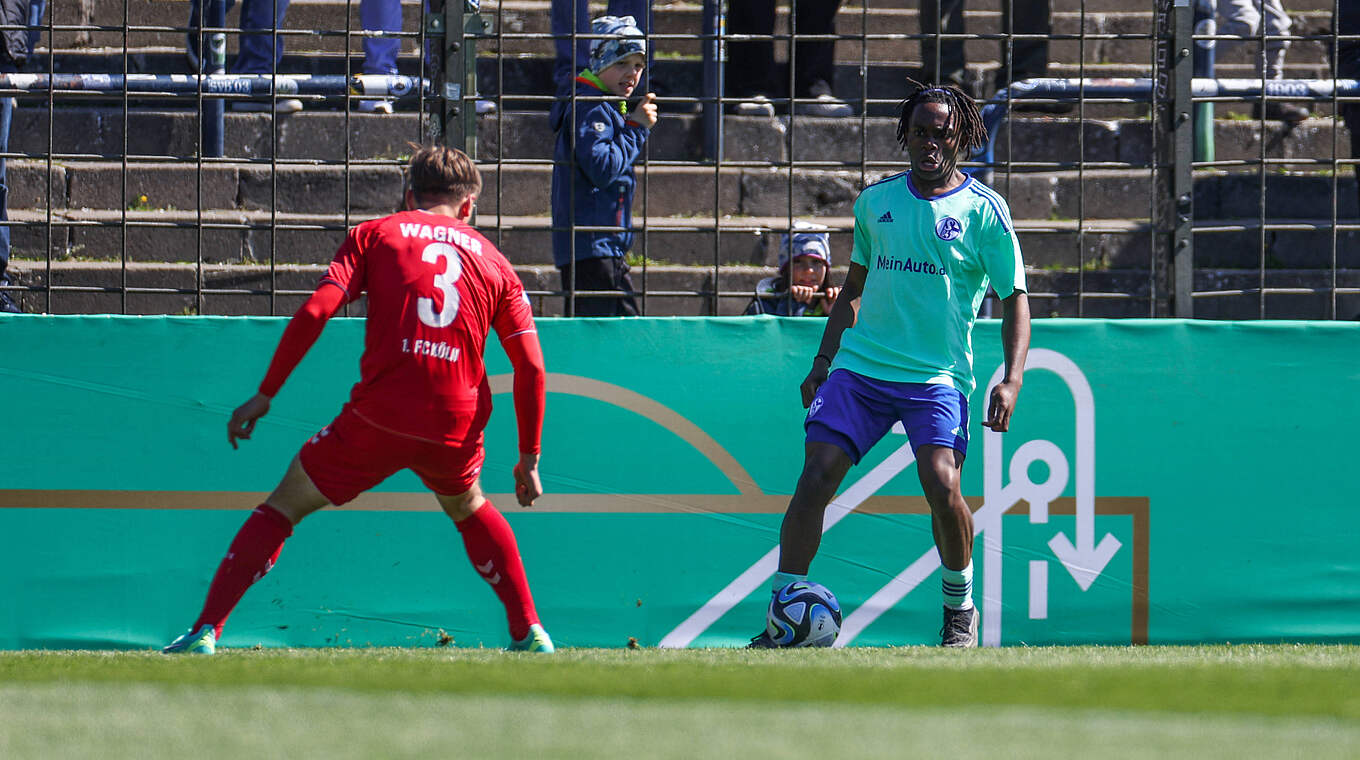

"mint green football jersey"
[834,172,1026,397]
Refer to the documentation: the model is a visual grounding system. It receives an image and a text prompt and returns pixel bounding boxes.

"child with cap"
[745,220,842,317]
[550,15,659,317]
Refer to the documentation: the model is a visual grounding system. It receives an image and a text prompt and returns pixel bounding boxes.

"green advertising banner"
[1,315,1357,650]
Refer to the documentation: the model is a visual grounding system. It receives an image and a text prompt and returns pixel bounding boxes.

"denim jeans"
[188,0,292,75]
[1215,0,1292,79]
[361,0,402,75]
[0,0,45,285]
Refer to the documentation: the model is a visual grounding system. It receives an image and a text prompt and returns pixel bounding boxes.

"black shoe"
[747,630,778,649]
[0,288,21,313]
[939,605,979,648]
[1252,101,1310,124]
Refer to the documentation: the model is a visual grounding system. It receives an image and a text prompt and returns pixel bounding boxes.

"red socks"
[194,504,294,638]
[456,500,539,641]
[189,501,537,643]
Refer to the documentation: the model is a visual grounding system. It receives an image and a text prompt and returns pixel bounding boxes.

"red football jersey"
[321,210,535,445]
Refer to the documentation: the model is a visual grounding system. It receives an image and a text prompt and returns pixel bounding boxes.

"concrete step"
[36,47,1339,120]
[54,0,425,56]
[12,152,1351,220]
[990,169,1360,221]
[45,0,1340,71]
[11,204,1355,271]
[1025,267,1360,319]
[2,259,771,317]
[9,108,1349,166]
[8,258,1357,319]
[474,8,1335,68]
[5,207,1170,270]
[58,0,1342,52]
[53,0,1346,33]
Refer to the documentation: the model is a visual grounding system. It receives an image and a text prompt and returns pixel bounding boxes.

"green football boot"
[162,623,217,655]
[507,623,554,653]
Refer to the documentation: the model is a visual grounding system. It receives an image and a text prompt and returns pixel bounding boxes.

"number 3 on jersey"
[417,242,463,328]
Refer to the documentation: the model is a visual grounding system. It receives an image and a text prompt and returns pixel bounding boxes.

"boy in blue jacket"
[551,15,658,316]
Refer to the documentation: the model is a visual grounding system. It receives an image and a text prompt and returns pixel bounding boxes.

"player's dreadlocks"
[894,78,988,156]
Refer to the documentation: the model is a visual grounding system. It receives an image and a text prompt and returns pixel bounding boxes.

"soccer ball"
[766,581,842,647]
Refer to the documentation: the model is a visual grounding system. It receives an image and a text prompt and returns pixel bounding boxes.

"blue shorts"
[804,369,969,464]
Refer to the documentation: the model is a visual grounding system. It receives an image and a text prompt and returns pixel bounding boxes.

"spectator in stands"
[0,0,42,314]
[920,0,1064,111]
[187,0,303,113]
[551,15,657,317]
[355,0,401,113]
[359,1,494,115]
[1338,0,1360,216]
[728,0,851,117]
[552,1,651,128]
[1219,0,1310,123]
[745,222,841,317]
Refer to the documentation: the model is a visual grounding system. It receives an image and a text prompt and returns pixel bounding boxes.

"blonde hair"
[406,143,482,204]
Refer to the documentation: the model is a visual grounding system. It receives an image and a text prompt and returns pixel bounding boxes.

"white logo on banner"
[658,348,1120,648]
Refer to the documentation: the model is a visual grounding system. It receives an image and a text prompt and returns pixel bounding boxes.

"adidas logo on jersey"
[877,211,894,223]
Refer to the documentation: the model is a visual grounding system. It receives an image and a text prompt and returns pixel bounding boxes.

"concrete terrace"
[5,0,1355,318]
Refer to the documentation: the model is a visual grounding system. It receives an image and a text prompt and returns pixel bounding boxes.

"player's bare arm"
[984,291,1031,432]
[229,283,346,449]
[801,263,867,407]
[513,453,543,508]
[501,329,547,507]
[227,393,272,450]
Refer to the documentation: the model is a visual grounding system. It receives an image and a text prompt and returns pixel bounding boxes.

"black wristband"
[813,353,832,366]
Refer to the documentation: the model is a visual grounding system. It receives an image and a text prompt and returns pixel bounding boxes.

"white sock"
[771,571,807,593]
[942,561,973,610]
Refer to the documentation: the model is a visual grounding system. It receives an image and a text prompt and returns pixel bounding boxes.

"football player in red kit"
[163,145,554,654]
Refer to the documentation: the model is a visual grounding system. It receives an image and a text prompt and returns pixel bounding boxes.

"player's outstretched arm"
[227,393,271,450]
[229,284,346,448]
[501,330,546,506]
[513,453,543,508]
[984,290,1031,432]
[801,263,866,408]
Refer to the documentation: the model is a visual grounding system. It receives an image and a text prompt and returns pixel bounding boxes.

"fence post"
[1192,0,1215,163]
[1156,0,1195,317]
[462,9,489,158]
[432,1,473,157]
[202,0,226,158]
[701,0,724,160]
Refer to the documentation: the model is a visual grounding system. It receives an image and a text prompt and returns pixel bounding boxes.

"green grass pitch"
[2,645,1358,759]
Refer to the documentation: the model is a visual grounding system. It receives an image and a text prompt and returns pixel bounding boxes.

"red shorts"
[297,408,486,505]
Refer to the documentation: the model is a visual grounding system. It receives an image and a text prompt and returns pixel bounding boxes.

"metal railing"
[0,1,1353,319]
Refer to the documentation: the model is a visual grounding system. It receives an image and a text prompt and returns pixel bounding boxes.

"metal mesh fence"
[0,0,1353,319]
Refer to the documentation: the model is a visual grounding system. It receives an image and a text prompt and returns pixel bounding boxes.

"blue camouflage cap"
[779,221,832,269]
[588,15,647,74]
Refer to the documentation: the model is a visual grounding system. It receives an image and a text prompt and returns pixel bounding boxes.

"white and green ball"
[766,581,842,647]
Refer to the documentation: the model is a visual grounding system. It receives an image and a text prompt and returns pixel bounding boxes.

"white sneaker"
[232,98,304,114]
[794,81,852,118]
[358,99,393,114]
[733,93,775,117]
